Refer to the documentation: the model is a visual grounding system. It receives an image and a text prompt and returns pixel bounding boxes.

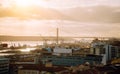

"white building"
[53,47,72,55]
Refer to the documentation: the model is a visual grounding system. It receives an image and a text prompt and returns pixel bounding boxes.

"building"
[10,63,67,74]
[0,57,9,74]
[53,47,72,56]
[9,54,67,74]
[41,55,102,66]
[9,54,40,74]
[17,64,41,74]
[0,43,8,50]
[90,39,120,65]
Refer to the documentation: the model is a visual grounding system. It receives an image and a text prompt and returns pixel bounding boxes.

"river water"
[0,40,78,47]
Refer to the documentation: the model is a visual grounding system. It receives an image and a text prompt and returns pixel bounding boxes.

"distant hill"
[0,36,72,41]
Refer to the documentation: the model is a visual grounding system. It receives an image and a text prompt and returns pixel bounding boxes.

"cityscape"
[0,0,120,74]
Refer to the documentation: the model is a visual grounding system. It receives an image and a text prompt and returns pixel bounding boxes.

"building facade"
[90,40,120,65]
[0,57,9,74]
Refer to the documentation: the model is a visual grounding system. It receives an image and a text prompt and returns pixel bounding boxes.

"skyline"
[0,0,120,37]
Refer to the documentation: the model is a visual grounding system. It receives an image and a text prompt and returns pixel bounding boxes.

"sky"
[45,0,120,8]
[0,0,120,37]
[0,0,120,8]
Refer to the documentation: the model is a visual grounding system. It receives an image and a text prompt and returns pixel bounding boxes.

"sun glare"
[20,48,36,52]
[14,0,46,7]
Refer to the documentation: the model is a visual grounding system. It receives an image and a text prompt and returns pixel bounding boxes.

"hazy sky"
[0,0,120,8]
[46,0,120,8]
[0,0,120,37]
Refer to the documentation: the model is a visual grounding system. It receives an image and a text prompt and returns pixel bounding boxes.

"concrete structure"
[90,40,120,65]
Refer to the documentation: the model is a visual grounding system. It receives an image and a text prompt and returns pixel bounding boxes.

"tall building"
[0,57,9,74]
[90,39,120,65]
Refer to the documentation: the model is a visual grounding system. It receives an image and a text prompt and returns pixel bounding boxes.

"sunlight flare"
[20,48,36,52]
